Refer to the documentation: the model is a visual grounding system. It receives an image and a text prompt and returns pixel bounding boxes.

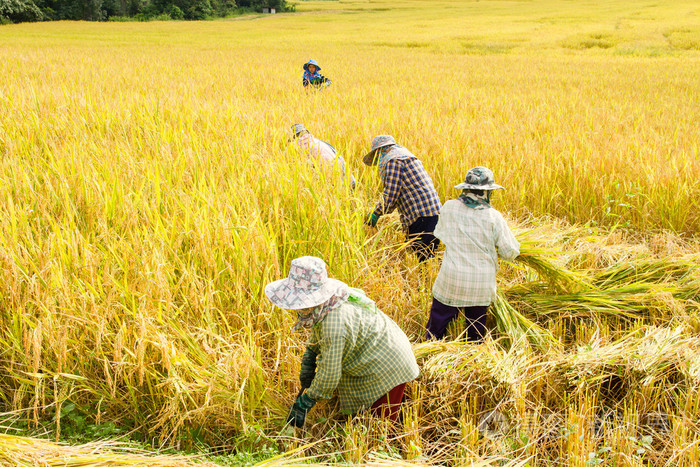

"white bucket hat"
[455,166,504,191]
[265,256,346,310]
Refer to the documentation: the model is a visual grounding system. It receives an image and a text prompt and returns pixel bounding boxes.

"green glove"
[287,393,316,428]
[299,348,317,389]
[365,212,380,227]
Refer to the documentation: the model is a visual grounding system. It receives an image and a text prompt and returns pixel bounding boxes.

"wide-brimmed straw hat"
[303,59,321,71]
[362,135,397,166]
[455,166,504,191]
[265,256,346,310]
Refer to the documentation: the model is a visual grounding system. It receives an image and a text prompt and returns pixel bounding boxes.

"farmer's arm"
[372,159,403,218]
[307,338,320,355]
[495,213,520,262]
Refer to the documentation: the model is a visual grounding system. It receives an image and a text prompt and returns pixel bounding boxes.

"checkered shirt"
[432,199,520,307]
[372,157,442,230]
[305,292,419,413]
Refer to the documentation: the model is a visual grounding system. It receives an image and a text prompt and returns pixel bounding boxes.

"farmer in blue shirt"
[302,59,332,89]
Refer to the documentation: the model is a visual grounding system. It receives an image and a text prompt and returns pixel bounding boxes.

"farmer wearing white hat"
[266,256,419,427]
[302,59,332,89]
[290,123,356,189]
[426,167,520,341]
[363,135,442,262]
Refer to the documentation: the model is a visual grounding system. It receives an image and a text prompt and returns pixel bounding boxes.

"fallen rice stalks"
[408,324,700,463]
[592,255,700,288]
[515,244,592,293]
[513,283,683,320]
[0,433,211,467]
[492,293,559,351]
[496,236,700,342]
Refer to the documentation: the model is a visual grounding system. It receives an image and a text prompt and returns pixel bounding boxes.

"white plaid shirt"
[432,199,520,307]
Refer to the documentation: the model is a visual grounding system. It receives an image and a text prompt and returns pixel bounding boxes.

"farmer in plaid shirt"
[265,256,419,428]
[363,135,442,262]
[426,167,520,341]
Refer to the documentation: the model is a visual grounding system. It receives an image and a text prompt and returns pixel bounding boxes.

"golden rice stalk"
[411,340,475,361]
[363,451,529,467]
[0,433,212,466]
[593,255,700,288]
[491,292,559,351]
[519,282,683,321]
[515,239,592,293]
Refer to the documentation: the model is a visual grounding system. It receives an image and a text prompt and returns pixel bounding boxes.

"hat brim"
[455,183,504,191]
[362,149,379,166]
[265,277,346,310]
[288,130,308,142]
[362,142,396,166]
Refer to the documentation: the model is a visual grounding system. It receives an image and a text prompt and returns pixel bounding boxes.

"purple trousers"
[425,297,488,342]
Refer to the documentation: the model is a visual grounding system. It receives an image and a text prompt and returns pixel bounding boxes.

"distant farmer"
[363,135,442,262]
[302,59,332,89]
[426,167,520,341]
[265,256,419,427]
[290,123,355,189]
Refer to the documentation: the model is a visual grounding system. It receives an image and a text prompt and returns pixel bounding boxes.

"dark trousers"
[425,297,488,342]
[370,383,407,424]
[407,215,440,262]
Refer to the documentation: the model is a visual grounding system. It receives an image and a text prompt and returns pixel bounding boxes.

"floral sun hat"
[454,166,504,191]
[265,256,347,310]
[362,135,397,166]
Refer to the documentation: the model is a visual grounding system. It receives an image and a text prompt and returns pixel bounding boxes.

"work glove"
[299,347,318,389]
[287,393,316,428]
[365,212,380,227]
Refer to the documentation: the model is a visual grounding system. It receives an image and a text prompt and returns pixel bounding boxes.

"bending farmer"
[302,59,332,89]
[426,167,520,341]
[290,123,355,189]
[363,135,442,262]
[265,256,419,427]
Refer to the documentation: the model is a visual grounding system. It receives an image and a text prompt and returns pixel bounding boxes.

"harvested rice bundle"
[676,279,700,302]
[416,341,513,422]
[412,340,475,361]
[0,433,209,466]
[515,235,592,293]
[517,283,684,323]
[562,326,700,405]
[593,255,700,288]
[491,293,558,350]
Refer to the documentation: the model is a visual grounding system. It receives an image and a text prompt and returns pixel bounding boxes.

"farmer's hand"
[365,212,380,227]
[287,393,316,428]
[299,348,317,389]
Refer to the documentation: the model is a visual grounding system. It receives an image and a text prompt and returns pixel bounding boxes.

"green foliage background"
[0,0,288,22]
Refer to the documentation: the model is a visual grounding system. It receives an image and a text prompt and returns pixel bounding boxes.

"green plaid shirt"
[306,290,419,413]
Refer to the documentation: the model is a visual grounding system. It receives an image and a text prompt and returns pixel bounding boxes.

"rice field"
[0,0,699,464]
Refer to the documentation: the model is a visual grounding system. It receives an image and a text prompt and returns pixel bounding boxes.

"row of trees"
[0,0,289,22]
